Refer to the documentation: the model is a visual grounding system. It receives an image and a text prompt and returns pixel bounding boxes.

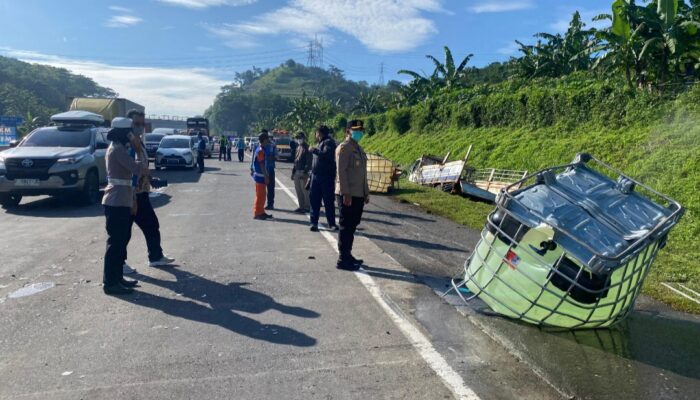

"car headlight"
[57,154,86,165]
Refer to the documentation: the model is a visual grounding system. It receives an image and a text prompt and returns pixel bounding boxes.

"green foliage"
[0,56,114,133]
[387,108,412,134]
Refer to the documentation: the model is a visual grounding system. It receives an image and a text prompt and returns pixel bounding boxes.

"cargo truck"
[68,97,146,127]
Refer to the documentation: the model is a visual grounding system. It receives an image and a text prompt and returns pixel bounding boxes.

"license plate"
[15,179,40,186]
[167,159,180,165]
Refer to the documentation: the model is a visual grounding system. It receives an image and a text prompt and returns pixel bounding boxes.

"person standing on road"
[218,135,228,161]
[309,125,338,232]
[237,135,246,162]
[251,132,272,220]
[264,131,277,211]
[123,109,175,273]
[197,132,206,173]
[291,131,312,213]
[102,117,143,295]
[335,120,369,271]
[226,136,233,161]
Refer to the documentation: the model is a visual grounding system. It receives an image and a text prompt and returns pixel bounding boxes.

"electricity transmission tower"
[306,36,324,68]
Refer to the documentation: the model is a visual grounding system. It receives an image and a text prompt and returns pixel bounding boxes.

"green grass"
[368,110,700,313]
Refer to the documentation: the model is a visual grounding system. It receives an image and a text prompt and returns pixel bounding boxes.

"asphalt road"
[0,158,561,400]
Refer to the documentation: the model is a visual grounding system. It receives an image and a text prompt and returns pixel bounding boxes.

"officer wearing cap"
[335,119,369,270]
[101,117,144,295]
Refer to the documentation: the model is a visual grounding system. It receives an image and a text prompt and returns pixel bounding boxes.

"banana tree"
[399,46,473,90]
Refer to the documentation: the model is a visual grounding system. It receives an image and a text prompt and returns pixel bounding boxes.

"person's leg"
[198,152,205,172]
[238,149,244,162]
[322,176,336,227]
[254,183,266,217]
[133,193,164,262]
[337,197,364,263]
[104,206,131,286]
[293,172,304,209]
[301,173,311,210]
[309,177,321,226]
[266,170,276,208]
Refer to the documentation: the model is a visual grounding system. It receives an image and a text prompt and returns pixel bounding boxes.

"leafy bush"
[388,108,411,134]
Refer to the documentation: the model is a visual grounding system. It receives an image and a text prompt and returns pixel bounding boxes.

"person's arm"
[304,147,313,172]
[257,149,270,184]
[336,146,352,206]
[114,146,144,175]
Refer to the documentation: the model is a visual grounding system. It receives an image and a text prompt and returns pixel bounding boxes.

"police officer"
[102,117,143,295]
[335,120,369,270]
[309,125,338,232]
[197,132,206,173]
[219,134,228,161]
[264,130,277,210]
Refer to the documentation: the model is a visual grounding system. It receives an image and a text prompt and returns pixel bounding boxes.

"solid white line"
[275,178,479,400]
[661,282,700,305]
[679,284,700,300]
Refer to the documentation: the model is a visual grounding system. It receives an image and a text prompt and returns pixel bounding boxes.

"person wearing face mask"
[102,117,144,295]
[291,132,312,213]
[334,120,369,271]
[122,109,175,274]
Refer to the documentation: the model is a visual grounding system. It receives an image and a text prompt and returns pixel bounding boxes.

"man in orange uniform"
[251,131,273,220]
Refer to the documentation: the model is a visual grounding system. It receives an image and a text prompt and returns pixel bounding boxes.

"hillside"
[0,56,115,128]
[205,60,399,136]
[354,76,700,313]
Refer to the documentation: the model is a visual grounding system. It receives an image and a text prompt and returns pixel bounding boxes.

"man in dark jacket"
[197,132,207,173]
[309,125,338,232]
[291,131,312,213]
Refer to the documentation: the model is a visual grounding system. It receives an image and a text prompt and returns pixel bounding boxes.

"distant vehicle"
[186,116,209,137]
[155,135,196,170]
[68,97,144,125]
[151,128,178,136]
[143,133,167,159]
[273,134,294,162]
[248,138,259,152]
[0,111,110,208]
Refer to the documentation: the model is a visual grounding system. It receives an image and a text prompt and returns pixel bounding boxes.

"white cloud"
[469,1,534,14]
[156,0,257,9]
[496,41,521,56]
[1,48,227,117]
[207,0,442,53]
[106,15,143,28]
[109,6,134,13]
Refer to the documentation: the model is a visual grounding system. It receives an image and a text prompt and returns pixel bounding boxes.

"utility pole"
[307,40,316,67]
[379,62,385,86]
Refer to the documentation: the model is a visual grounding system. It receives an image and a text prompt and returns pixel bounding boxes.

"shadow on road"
[123,268,319,347]
[360,231,464,252]
[362,209,435,223]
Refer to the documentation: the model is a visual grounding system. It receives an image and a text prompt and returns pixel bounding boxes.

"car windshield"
[160,138,191,149]
[21,127,92,148]
[275,137,291,145]
[145,134,165,143]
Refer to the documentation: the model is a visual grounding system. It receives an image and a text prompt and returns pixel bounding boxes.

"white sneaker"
[123,263,137,274]
[149,255,176,267]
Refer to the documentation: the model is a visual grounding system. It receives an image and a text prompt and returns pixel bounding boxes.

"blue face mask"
[351,130,364,142]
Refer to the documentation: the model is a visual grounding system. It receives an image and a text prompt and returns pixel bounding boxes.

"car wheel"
[0,193,22,209]
[79,170,101,205]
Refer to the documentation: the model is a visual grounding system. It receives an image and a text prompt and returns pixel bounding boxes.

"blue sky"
[0,0,614,116]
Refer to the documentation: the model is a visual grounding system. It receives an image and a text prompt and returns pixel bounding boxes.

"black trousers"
[134,192,164,262]
[309,175,336,226]
[238,149,245,162]
[104,206,133,286]
[226,147,232,161]
[337,196,365,261]
[219,146,226,161]
[197,151,205,172]
[266,170,276,207]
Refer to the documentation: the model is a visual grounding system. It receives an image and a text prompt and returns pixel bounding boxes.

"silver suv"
[0,112,109,208]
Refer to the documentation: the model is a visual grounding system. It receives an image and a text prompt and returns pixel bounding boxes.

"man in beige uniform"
[335,120,370,271]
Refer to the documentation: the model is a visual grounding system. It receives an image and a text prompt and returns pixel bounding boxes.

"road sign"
[0,116,23,147]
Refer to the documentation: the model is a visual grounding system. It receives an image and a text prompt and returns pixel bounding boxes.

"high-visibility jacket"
[251,145,267,184]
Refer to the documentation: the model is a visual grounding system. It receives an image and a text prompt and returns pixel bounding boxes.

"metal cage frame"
[449,153,684,329]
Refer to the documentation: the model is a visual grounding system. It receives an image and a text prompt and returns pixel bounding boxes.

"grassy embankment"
[357,78,700,313]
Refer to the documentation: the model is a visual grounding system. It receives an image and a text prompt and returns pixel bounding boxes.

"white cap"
[111,117,133,129]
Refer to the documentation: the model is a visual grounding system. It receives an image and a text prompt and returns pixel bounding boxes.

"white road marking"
[662,282,700,305]
[275,178,480,400]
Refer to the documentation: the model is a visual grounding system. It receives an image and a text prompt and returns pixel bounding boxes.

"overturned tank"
[453,153,684,329]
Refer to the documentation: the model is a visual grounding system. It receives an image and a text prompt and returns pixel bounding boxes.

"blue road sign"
[0,116,24,146]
